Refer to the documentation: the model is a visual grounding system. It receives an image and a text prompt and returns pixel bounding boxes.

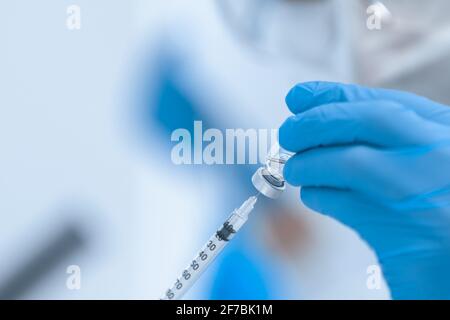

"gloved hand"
[279,81,450,299]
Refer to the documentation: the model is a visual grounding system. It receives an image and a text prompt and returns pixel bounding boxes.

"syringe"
[161,195,258,300]
[161,144,294,299]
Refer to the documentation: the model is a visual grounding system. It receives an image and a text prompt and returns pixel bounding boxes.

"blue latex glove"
[279,81,450,299]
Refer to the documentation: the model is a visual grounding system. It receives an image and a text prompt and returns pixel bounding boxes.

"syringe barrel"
[161,231,227,300]
[161,197,256,300]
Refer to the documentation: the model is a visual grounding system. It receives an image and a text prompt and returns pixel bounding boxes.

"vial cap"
[251,167,285,199]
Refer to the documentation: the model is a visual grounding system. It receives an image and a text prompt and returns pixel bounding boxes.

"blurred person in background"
[136,0,450,299]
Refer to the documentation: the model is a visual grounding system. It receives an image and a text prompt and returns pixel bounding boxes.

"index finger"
[285,81,450,125]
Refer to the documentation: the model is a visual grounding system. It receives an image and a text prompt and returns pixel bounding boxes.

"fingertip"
[300,187,320,212]
[299,186,311,204]
[286,81,353,113]
[278,116,298,152]
[285,82,318,114]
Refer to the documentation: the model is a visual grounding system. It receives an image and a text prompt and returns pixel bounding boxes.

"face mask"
[216,0,343,66]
